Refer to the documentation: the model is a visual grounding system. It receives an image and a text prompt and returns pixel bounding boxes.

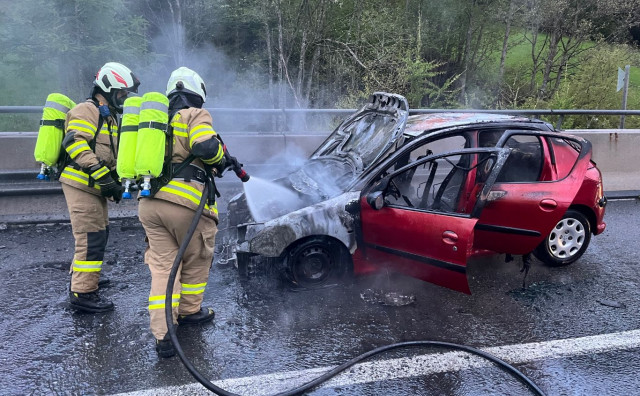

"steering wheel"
[388,179,414,208]
[388,179,402,199]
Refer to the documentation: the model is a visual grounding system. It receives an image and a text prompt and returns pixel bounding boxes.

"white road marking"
[113,329,640,396]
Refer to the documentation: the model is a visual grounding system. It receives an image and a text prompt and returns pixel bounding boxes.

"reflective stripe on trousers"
[181,282,207,295]
[148,294,180,310]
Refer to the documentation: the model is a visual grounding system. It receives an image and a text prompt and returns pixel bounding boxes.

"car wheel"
[533,209,591,266]
[284,238,351,288]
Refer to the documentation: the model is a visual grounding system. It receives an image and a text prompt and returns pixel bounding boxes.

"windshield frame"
[312,108,408,169]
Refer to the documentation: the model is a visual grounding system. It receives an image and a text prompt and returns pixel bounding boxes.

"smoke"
[142,22,318,133]
[140,17,347,221]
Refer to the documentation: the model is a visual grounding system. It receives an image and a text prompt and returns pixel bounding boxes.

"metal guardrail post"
[556,115,565,130]
[281,108,288,131]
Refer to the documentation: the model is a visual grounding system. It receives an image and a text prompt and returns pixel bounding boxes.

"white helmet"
[166,67,207,102]
[94,62,140,93]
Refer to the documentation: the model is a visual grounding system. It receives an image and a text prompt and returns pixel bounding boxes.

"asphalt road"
[0,199,639,396]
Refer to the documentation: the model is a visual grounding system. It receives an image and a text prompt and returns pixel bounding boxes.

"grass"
[490,30,640,108]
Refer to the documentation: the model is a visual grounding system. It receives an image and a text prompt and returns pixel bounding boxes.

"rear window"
[549,137,580,180]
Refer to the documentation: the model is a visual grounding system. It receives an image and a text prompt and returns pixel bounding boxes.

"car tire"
[284,237,351,289]
[533,209,591,266]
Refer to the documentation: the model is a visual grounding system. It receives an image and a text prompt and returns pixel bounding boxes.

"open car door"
[358,148,509,294]
[473,131,593,254]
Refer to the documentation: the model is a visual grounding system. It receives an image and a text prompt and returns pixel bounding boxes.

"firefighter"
[63,62,140,313]
[138,67,227,358]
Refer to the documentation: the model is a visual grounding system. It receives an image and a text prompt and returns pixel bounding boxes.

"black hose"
[164,183,236,395]
[164,184,546,396]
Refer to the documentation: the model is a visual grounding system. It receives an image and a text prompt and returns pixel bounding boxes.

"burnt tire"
[533,209,591,267]
[284,238,351,289]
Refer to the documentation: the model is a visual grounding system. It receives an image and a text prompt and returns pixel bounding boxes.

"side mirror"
[366,190,385,210]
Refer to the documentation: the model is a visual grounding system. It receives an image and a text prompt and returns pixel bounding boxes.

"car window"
[496,135,543,182]
[478,129,505,147]
[548,137,580,180]
[478,130,544,183]
[392,134,467,172]
[385,152,481,215]
[421,134,467,157]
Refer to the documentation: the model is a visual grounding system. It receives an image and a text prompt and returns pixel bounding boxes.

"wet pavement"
[1,200,639,395]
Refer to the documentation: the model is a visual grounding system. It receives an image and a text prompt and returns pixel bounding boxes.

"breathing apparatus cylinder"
[116,96,143,199]
[34,93,76,180]
[134,92,169,197]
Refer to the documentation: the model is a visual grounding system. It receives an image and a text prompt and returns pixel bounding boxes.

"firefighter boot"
[177,307,215,325]
[155,335,176,358]
[69,291,114,313]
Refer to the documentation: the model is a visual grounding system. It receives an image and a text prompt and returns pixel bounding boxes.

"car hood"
[239,156,359,223]
[228,93,409,225]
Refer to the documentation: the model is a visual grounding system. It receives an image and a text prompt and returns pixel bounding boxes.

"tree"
[523,0,640,100]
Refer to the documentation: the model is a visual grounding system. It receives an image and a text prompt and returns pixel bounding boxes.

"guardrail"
[3,106,640,130]
[2,106,639,223]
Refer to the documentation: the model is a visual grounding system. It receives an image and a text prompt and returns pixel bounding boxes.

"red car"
[225,92,607,293]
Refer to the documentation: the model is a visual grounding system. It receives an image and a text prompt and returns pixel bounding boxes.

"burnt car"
[224,92,607,293]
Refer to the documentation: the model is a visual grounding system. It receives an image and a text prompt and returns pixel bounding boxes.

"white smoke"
[142,22,320,134]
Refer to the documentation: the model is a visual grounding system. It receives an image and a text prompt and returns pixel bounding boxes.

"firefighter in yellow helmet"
[138,67,227,358]
[63,62,140,313]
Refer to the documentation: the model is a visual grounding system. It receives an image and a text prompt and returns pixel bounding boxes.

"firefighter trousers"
[138,198,217,340]
[61,183,109,293]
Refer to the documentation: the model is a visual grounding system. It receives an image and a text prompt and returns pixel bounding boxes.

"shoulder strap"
[148,123,175,197]
[88,114,102,152]
[88,98,102,151]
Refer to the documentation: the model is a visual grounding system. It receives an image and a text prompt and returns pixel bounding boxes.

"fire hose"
[164,168,546,396]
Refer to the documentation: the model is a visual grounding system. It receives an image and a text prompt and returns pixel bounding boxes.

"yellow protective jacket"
[58,96,119,196]
[152,107,224,222]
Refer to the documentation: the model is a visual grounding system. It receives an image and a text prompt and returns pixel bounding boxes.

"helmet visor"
[126,73,141,93]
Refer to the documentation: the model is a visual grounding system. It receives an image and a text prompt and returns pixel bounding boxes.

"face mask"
[116,93,128,107]
[98,103,111,117]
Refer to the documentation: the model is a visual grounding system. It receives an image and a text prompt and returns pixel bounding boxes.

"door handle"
[539,198,558,211]
[442,230,458,244]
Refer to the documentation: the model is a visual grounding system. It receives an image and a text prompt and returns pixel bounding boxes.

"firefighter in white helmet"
[63,62,140,313]
[138,67,228,358]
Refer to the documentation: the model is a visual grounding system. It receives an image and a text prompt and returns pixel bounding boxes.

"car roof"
[403,112,540,137]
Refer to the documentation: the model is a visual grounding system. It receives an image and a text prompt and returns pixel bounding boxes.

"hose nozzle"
[223,145,250,182]
[234,167,250,182]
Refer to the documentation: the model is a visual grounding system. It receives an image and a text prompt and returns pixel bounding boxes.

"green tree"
[523,44,640,128]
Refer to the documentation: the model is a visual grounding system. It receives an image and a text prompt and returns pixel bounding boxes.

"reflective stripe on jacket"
[58,98,118,196]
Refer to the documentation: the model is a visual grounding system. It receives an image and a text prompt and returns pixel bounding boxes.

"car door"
[358,148,508,294]
[473,130,592,254]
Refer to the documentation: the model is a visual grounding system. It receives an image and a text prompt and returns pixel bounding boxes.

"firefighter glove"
[223,151,249,182]
[92,166,124,202]
[225,154,242,171]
